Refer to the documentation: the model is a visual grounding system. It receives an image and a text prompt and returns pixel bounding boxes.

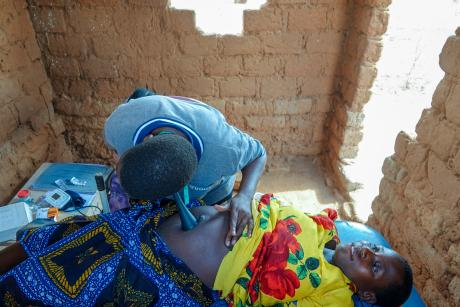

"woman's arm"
[0,242,28,275]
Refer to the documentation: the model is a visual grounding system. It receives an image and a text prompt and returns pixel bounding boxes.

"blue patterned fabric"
[0,199,225,306]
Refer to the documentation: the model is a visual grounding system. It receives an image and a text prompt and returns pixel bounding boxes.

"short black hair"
[375,255,413,307]
[118,134,197,200]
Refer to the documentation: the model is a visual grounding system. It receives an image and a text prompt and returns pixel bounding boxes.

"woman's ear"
[357,290,377,304]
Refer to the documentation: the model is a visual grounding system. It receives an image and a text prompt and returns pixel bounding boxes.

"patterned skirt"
[0,200,226,306]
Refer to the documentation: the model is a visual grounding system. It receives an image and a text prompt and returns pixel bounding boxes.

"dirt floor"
[256,158,345,217]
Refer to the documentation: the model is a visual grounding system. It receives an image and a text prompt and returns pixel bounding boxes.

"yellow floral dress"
[214,194,354,307]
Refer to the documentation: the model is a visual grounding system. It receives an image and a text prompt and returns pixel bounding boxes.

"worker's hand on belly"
[215,193,254,247]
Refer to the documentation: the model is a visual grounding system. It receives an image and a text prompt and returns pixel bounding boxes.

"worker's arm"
[0,242,28,275]
[224,153,267,247]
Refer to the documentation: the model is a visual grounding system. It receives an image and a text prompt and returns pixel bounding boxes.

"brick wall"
[321,0,390,197]
[0,0,72,203]
[26,0,350,170]
[368,28,460,306]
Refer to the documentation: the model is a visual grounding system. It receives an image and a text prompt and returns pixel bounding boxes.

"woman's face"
[333,241,404,294]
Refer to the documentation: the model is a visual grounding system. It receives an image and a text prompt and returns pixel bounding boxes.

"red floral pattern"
[259,268,300,300]
[245,217,303,301]
[309,209,338,231]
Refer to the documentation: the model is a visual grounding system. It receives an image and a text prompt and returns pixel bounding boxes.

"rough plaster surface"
[24,0,352,171]
[0,0,72,204]
[369,28,460,307]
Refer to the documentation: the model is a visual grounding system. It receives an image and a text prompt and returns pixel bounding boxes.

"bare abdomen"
[158,206,231,288]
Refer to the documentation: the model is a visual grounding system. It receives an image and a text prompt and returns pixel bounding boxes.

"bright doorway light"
[170,0,267,35]
[344,0,460,222]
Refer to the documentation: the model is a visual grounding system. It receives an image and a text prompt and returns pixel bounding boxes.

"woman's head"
[333,241,413,307]
[118,134,198,200]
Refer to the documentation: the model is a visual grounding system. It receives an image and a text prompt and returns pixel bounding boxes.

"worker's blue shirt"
[104,95,266,206]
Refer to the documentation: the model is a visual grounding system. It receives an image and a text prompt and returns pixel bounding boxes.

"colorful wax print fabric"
[214,194,354,307]
[0,200,224,306]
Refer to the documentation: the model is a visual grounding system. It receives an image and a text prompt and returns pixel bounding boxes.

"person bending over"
[105,87,267,247]
[0,144,412,306]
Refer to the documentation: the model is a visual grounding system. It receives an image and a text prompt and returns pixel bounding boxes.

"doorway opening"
[343,0,460,221]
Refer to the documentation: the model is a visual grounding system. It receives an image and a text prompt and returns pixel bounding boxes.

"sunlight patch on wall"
[170,0,267,35]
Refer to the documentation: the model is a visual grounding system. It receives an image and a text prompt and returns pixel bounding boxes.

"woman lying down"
[0,137,413,307]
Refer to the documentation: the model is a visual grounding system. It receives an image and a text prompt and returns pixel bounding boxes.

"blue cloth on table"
[0,199,224,306]
[335,220,425,307]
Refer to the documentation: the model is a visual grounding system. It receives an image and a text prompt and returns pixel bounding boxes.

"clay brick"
[268,0,309,4]
[205,98,226,114]
[342,127,363,146]
[287,7,328,31]
[166,10,197,34]
[29,0,66,6]
[0,76,22,101]
[1,43,29,71]
[39,81,53,104]
[247,115,285,130]
[274,98,313,114]
[260,77,297,98]
[0,28,7,47]
[0,105,18,143]
[92,34,123,58]
[285,54,323,77]
[49,57,81,78]
[65,34,88,58]
[261,32,303,54]
[117,56,161,80]
[428,152,460,205]
[394,131,412,163]
[299,76,335,95]
[180,35,218,56]
[243,8,283,33]
[163,56,202,77]
[178,77,214,97]
[16,95,44,125]
[242,55,281,77]
[46,33,66,56]
[353,7,389,37]
[68,79,93,99]
[222,36,262,56]
[143,33,179,57]
[32,7,66,33]
[355,64,377,89]
[306,31,345,54]
[68,7,113,33]
[326,3,349,30]
[354,0,392,8]
[126,0,168,6]
[219,77,256,97]
[449,276,460,305]
[312,95,332,113]
[440,36,460,78]
[204,56,242,77]
[81,58,117,79]
[111,8,158,38]
[226,99,274,116]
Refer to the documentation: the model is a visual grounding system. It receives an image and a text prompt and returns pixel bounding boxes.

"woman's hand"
[215,193,254,247]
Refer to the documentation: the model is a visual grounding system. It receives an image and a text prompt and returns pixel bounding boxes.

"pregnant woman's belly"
[158,206,231,288]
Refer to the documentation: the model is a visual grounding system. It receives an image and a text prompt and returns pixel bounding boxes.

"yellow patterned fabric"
[214,194,353,307]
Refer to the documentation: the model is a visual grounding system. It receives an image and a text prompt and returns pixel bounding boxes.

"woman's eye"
[371,244,380,252]
[372,262,380,273]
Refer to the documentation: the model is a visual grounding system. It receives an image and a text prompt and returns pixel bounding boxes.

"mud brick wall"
[321,0,390,196]
[368,28,460,306]
[25,0,350,170]
[0,0,72,204]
